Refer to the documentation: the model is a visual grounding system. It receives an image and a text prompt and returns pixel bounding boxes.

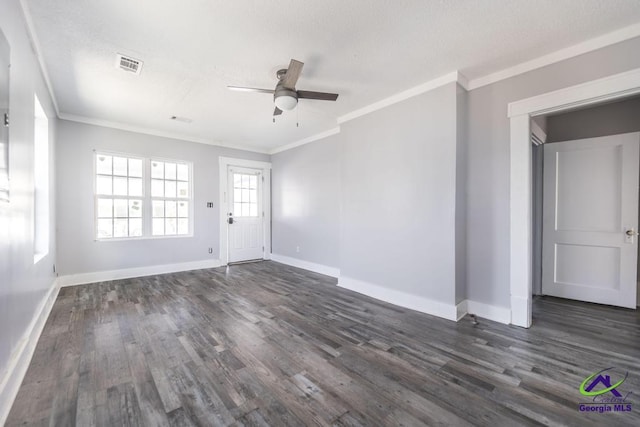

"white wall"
[467,36,640,309]
[56,120,268,276]
[271,133,341,269]
[0,1,57,417]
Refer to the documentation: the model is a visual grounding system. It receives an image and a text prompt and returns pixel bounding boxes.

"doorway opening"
[530,96,640,310]
[219,157,272,266]
[508,68,640,328]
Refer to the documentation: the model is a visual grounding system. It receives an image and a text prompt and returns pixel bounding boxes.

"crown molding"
[269,127,341,155]
[337,71,466,124]
[467,22,640,90]
[58,113,270,154]
[20,0,61,116]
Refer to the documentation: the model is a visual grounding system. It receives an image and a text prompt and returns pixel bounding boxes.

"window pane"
[233,173,241,187]
[113,177,128,196]
[114,199,128,217]
[250,203,258,217]
[129,158,142,177]
[96,155,112,175]
[242,189,249,203]
[151,179,164,197]
[234,202,241,216]
[234,189,241,204]
[96,175,112,195]
[242,175,249,188]
[166,200,177,217]
[152,200,164,217]
[129,200,142,218]
[249,175,257,189]
[97,198,112,218]
[165,218,177,235]
[177,181,189,198]
[113,157,128,176]
[165,181,177,198]
[114,218,128,237]
[152,218,164,235]
[97,218,112,238]
[241,203,250,217]
[129,178,143,196]
[129,218,142,236]
[177,164,188,181]
[177,202,188,218]
[151,161,164,179]
[249,189,257,203]
[177,218,189,235]
[165,162,177,180]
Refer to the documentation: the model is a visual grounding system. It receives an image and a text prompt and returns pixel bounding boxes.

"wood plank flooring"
[6,261,640,426]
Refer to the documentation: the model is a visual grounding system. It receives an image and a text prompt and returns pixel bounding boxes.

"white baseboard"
[463,300,511,325]
[510,295,532,328]
[270,253,340,278]
[338,276,458,321]
[58,259,223,287]
[456,300,468,321]
[0,278,60,425]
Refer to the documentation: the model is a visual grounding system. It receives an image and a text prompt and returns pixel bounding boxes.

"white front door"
[227,166,264,263]
[542,132,639,308]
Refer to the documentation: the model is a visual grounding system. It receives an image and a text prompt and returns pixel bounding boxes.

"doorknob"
[228,217,234,224]
[625,228,638,236]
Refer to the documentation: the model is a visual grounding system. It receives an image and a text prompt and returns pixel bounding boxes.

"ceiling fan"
[228,59,339,117]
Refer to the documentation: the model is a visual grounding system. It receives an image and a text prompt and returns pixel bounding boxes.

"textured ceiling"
[24,0,640,152]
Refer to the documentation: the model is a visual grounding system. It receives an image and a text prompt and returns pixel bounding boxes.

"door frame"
[219,157,272,266]
[508,68,640,328]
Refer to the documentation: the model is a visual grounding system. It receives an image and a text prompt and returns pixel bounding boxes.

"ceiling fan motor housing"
[274,85,298,110]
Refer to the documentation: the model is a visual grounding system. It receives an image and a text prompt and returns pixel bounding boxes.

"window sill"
[95,234,194,242]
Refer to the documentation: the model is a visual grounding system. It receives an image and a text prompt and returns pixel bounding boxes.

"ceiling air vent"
[115,53,143,75]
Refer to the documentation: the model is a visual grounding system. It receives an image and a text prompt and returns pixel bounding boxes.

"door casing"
[508,68,640,328]
[219,157,271,266]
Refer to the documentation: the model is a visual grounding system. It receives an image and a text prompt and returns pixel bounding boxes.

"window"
[33,95,49,261]
[94,153,191,239]
[151,160,190,236]
[232,172,259,217]
[95,154,143,238]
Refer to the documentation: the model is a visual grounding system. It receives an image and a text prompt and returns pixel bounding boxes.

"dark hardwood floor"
[6,261,640,426]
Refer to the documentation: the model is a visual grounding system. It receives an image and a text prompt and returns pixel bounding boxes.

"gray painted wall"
[340,82,459,305]
[467,36,640,308]
[0,2,57,409]
[547,96,640,142]
[271,133,341,267]
[455,85,468,304]
[56,120,268,275]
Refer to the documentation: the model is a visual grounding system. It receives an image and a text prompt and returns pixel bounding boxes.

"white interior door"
[542,132,639,308]
[227,166,264,263]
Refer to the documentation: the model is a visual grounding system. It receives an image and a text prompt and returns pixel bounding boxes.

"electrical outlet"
[208,247,213,254]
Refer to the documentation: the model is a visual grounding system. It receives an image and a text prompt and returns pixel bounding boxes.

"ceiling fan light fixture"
[274,94,297,111]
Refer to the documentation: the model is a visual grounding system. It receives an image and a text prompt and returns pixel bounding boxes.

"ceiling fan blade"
[297,90,339,101]
[227,86,274,94]
[281,59,304,90]
[273,106,283,116]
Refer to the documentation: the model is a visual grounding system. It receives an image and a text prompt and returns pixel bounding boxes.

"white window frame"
[94,150,146,241]
[149,156,194,238]
[94,151,194,241]
[33,95,49,263]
